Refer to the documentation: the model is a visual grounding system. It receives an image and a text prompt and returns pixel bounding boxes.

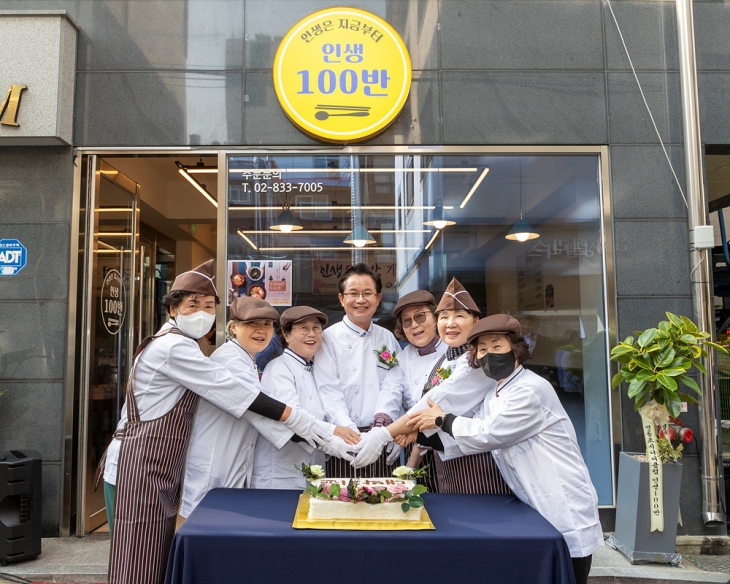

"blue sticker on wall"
[0,239,27,276]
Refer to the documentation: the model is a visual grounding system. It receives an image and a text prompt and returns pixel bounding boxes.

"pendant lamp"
[269,202,302,232]
[505,158,539,242]
[344,224,376,247]
[423,204,456,229]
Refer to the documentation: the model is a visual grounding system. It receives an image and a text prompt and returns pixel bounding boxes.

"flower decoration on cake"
[374,345,399,368]
[305,477,427,514]
[295,462,325,482]
[429,365,452,388]
[393,465,430,481]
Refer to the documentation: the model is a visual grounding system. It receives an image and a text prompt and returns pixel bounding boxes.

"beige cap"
[436,277,481,315]
[467,314,521,344]
[229,296,279,323]
[171,259,218,298]
[392,290,436,319]
[280,306,328,328]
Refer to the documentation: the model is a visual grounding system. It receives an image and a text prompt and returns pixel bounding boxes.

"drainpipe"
[676,0,726,526]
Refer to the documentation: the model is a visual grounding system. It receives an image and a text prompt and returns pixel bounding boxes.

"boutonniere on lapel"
[429,365,452,388]
[374,345,399,368]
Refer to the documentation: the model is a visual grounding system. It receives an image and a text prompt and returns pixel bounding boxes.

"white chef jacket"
[408,351,496,438]
[313,316,404,428]
[251,349,328,490]
[103,322,261,486]
[398,340,448,411]
[179,339,293,517]
[447,366,603,558]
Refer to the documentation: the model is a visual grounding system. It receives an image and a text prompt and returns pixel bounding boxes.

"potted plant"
[609,313,726,563]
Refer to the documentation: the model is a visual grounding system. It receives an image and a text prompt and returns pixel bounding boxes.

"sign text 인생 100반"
[273,7,412,143]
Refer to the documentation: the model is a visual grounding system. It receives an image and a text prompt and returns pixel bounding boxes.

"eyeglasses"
[342,291,377,300]
[294,324,323,335]
[401,311,430,329]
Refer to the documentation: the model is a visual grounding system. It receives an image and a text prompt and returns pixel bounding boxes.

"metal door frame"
[74,156,138,536]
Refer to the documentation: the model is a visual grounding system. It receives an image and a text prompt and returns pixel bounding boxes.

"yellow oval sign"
[273,7,412,143]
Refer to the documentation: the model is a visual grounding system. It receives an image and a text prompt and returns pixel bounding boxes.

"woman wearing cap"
[100,261,355,584]
[382,290,446,486]
[181,298,358,515]
[408,314,602,584]
[251,307,359,489]
[354,278,512,496]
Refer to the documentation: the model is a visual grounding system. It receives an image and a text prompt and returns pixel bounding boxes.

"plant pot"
[613,451,683,564]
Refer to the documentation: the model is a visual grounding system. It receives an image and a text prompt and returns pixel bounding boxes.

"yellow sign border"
[273,7,412,143]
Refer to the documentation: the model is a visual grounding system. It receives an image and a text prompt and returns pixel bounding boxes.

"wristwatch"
[435,415,444,428]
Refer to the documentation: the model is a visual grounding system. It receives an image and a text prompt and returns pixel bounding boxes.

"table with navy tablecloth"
[164,488,575,584]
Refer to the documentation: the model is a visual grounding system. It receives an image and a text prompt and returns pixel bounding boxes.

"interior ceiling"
[706,154,730,209]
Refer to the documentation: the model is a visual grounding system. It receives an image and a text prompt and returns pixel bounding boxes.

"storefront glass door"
[77,157,138,534]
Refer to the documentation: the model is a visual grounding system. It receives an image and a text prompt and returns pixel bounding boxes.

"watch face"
[435,415,444,428]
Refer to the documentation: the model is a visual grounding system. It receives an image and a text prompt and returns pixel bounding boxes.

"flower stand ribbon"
[638,400,670,532]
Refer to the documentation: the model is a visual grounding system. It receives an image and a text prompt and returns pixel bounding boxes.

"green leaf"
[678,392,701,407]
[657,373,678,391]
[667,312,683,328]
[704,341,730,354]
[636,369,656,381]
[379,489,391,499]
[670,357,692,369]
[680,334,699,344]
[624,335,636,345]
[691,346,703,359]
[656,348,677,368]
[329,484,341,498]
[677,375,701,396]
[611,373,624,389]
[631,356,653,371]
[610,345,635,358]
[410,485,427,496]
[692,359,707,374]
[638,328,658,348]
[666,392,682,418]
[635,392,649,409]
[644,344,661,353]
[661,367,686,377]
[401,502,410,513]
[628,379,647,398]
[658,321,671,332]
[408,498,424,508]
[680,316,698,333]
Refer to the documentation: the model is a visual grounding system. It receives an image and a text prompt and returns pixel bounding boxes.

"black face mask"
[478,350,517,380]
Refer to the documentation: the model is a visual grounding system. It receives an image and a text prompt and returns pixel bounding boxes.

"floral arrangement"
[295,462,325,481]
[374,345,398,368]
[392,465,430,481]
[428,365,452,388]
[299,466,427,514]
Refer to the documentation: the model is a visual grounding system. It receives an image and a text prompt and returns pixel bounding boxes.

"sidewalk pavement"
[0,535,728,584]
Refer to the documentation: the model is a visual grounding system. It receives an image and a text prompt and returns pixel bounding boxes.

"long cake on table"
[308,478,421,521]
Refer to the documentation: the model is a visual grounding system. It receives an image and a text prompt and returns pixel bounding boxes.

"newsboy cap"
[392,290,436,319]
[280,306,328,329]
[171,259,218,298]
[229,296,279,323]
[467,314,521,344]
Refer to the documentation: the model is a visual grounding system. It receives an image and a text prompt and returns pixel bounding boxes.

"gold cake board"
[292,492,435,531]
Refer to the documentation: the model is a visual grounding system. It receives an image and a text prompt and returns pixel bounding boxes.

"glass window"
[227,153,613,504]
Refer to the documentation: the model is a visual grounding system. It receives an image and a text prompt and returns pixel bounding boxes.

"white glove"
[352,426,392,468]
[283,408,319,448]
[318,434,362,461]
[385,441,402,465]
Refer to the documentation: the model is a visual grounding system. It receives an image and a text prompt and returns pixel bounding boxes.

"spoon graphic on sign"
[315,111,370,120]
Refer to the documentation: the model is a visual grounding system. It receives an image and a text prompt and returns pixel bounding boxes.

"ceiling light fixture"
[460,168,490,208]
[237,230,259,250]
[424,230,441,250]
[269,203,303,232]
[343,224,377,248]
[505,158,539,242]
[176,161,218,207]
[423,204,456,229]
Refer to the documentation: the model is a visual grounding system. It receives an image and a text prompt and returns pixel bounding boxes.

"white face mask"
[173,310,215,339]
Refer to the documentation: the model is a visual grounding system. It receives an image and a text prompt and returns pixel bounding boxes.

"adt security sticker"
[0,239,27,276]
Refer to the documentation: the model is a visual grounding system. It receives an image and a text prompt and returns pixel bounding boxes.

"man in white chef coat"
[313,262,405,477]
